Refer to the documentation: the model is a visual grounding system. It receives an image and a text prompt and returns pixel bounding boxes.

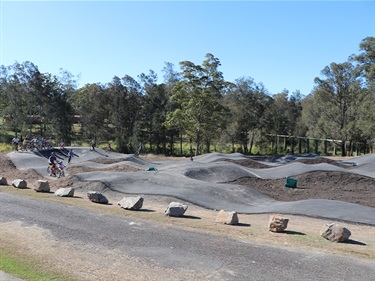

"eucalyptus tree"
[0,61,75,143]
[165,54,229,156]
[106,76,129,152]
[162,62,181,155]
[349,36,375,149]
[121,74,143,153]
[138,70,170,154]
[71,83,108,143]
[224,77,269,154]
[312,62,361,156]
[0,62,39,136]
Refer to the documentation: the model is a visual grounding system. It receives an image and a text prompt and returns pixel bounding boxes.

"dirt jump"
[3,148,375,226]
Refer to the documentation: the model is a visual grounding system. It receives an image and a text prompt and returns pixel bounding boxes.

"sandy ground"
[0,151,374,280]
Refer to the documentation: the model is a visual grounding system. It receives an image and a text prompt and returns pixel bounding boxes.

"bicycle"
[47,164,57,177]
[56,166,65,178]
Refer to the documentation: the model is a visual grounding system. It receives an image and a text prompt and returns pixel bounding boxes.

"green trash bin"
[146,167,158,171]
[285,177,297,188]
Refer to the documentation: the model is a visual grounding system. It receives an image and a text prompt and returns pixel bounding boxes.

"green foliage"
[0,38,373,156]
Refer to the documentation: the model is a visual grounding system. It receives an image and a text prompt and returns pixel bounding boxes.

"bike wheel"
[47,166,51,174]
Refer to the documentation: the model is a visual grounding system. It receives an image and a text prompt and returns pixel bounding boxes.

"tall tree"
[165,54,229,155]
[312,62,361,156]
[224,77,269,154]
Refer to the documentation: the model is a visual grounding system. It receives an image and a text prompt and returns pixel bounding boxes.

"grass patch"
[0,247,77,281]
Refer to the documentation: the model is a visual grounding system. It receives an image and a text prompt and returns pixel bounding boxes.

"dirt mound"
[89,157,129,164]
[1,152,374,208]
[0,154,41,184]
[68,165,141,174]
[231,171,375,208]
[220,159,271,169]
[295,157,350,168]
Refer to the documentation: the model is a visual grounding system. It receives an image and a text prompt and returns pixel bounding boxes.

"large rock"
[54,187,75,197]
[34,180,50,192]
[0,176,7,185]
[165,202,188,217]
[12,179,27,189]
[215,210,239,225]
[87,191,109,204]
[320,223,351,242]
[269,214,289,232]
[117,196,144,210]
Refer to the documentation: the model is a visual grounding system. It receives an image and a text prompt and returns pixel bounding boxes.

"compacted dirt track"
[1,151,375,281]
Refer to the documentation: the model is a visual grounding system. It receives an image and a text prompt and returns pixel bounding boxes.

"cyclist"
[47,137,53,149]
[41,137,46,149]
[57,160,65,178]
[48,152,57,176]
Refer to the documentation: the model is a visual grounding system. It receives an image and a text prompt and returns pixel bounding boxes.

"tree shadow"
[91,149,109,157]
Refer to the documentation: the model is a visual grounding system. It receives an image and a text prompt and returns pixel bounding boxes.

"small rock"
[0,176,7,185]
[215,210,239,225]
[87,191,109,204]
[269,214,289,232]
[54,187,75,197]
[34,180,50,192]
[165,202,188,217]
[117,196,144,210]
[12,179,27,189]
[320,223,351,242]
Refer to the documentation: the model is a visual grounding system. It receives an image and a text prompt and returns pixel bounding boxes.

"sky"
[0,0,374,96]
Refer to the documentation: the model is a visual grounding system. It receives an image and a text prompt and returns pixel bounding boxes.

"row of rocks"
[1,176,352,242]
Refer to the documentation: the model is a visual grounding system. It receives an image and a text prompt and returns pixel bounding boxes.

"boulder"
[269,214,289,232]
[320,223,351,242]
[87,191,109,204]
[34,180,50,192]
[117,196,144,210]
[165,202,188,217]
[215,210,239,225]
[54,187,75,197]
[12,179,27,189]
[0,176,7,185]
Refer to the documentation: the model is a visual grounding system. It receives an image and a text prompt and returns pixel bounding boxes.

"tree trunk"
[189,138,193,156]
[195,133,200,156]
[275,136,279,154]
[283,137,287,152]
[324,141,328,155]
[306,138,310,154]
[180,132,183,156]
[290,137,294,154]
[341,140,346,156]
[249,130,255,155]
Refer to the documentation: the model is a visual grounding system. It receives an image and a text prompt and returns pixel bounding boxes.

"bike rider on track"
[48,152,57,176]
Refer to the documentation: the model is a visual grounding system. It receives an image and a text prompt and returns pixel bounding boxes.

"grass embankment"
[0,248,76,281]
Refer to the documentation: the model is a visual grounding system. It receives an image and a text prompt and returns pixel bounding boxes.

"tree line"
[0,37,374,156]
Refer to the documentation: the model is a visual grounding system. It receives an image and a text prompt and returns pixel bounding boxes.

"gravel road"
[1,192,374,281]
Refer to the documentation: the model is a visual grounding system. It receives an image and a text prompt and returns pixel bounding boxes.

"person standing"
[12,135,20,152]
[67,149,73,164]
[107,143,111,153]
[91,139,96,151]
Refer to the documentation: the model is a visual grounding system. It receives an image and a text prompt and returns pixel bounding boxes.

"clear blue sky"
[1,0,374,96]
